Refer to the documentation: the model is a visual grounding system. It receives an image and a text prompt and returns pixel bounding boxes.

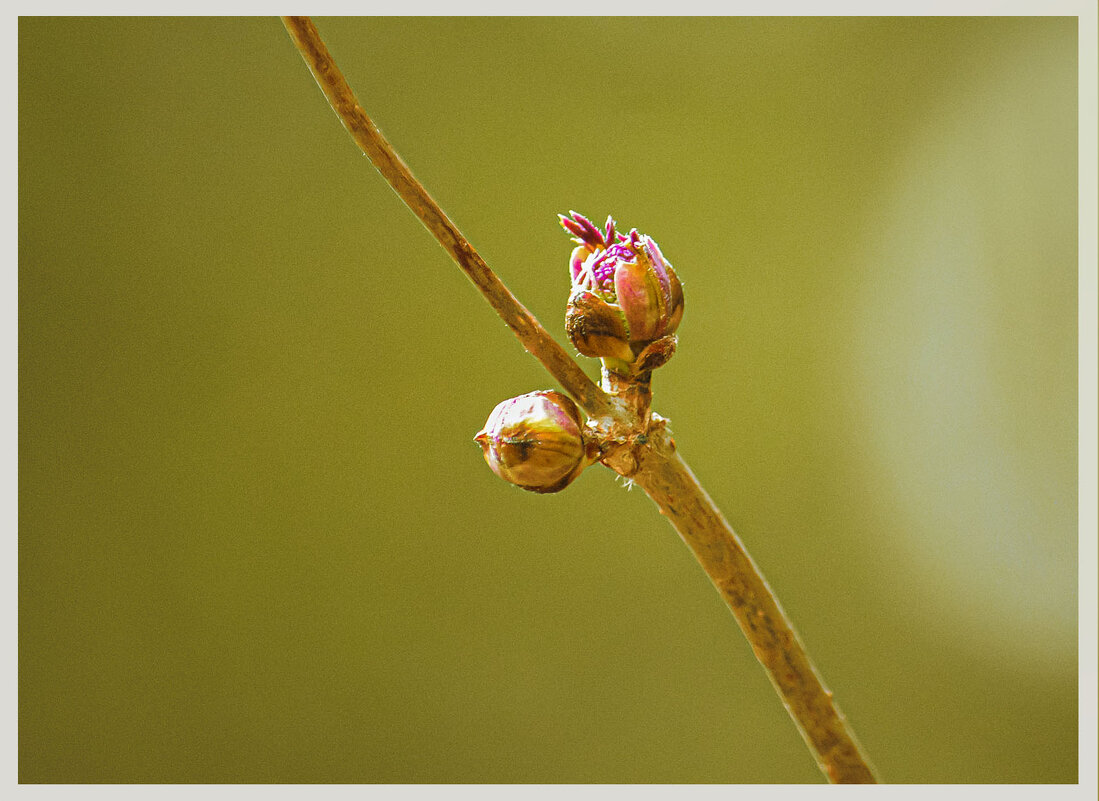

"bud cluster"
[474,213,685,494]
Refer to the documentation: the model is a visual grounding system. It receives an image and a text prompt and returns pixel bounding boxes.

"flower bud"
[474,390,591,494]
[559,211,684,370]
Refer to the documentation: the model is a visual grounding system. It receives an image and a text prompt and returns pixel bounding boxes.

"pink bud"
[559,212,685,372]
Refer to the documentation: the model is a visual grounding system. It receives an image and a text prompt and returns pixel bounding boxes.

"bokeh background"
[19,17,1079,783]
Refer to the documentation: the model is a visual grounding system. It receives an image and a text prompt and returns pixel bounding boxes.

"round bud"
[474,391,590,494]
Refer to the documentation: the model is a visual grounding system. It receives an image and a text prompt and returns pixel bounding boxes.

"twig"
[280,17,613,420]
[603,426,878,783]
[281,15,878,783]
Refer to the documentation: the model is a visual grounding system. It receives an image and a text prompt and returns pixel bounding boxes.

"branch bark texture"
[281,16,612,419]
[282,15,878,784]
[604,423,877,783]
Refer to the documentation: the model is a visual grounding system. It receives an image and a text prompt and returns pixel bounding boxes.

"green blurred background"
[19,17,1078,783]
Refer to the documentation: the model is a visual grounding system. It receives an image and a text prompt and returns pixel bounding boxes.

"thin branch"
[605,428,878,783]
[281,16,613,420]
[281,16,878,783]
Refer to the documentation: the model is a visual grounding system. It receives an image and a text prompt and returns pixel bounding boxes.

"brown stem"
[601,365,652,424]
[280,16,612,420]
[602,424,878,783]
[281,16,878,783]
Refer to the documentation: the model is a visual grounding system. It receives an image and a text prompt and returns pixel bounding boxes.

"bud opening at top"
[559,211,684,373]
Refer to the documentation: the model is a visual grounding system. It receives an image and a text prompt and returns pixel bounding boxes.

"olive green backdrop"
[19,17,1078,783]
